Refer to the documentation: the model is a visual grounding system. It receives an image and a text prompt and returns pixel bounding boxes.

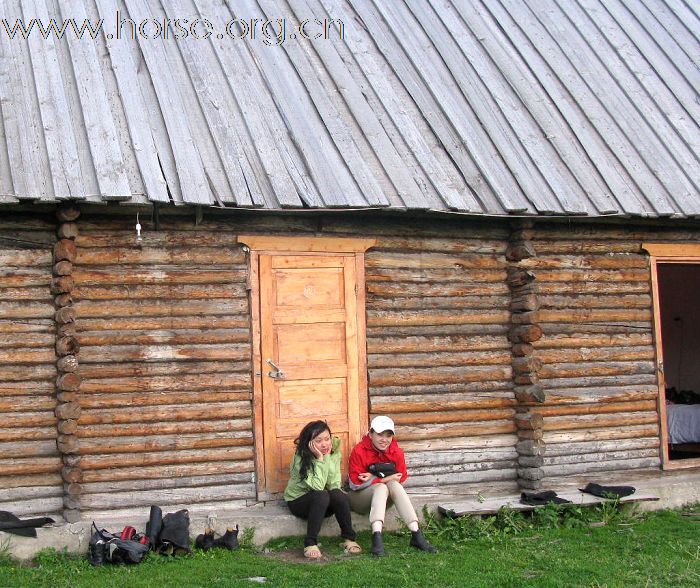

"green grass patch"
[0,505,698,588]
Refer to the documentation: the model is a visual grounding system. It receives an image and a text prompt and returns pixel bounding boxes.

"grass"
[0,504,698,588]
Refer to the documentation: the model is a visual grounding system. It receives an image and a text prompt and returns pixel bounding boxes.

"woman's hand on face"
[308,440,324,460]
[358,472,372,482]
[381,472,403,484]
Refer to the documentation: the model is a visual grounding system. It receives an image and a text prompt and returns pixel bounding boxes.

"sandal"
[341,539,362,554]
[303,545,322,559]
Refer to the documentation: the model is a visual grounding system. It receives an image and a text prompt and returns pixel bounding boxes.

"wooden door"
[257,252,365,493]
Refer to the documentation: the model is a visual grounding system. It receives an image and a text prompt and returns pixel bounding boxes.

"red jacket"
[348,434,408,490]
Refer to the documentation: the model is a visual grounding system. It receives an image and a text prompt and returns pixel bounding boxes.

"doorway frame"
[644,243,700,470]
[239,235,375,498]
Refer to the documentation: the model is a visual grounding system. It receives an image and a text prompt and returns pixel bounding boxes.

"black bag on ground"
[520,490,571,506]
[158,509,191,555]
[579,482,636,499]
[145,505,163,545]
[88,523,149,566]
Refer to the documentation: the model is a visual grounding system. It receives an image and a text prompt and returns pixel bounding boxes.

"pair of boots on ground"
[370,528,436,556]
[195,525,240,551]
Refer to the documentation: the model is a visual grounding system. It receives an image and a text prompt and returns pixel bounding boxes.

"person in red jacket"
[348,415,436,556]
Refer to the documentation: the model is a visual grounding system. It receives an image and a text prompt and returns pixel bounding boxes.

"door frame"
[644,243,700,470]
[239,235,375,498]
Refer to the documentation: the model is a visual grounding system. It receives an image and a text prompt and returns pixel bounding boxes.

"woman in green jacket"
[284,420,361,559]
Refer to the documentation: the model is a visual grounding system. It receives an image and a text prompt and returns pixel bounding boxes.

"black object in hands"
[368,462,397,478]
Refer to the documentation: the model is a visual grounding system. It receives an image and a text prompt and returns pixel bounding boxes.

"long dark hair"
[294,420,331,481]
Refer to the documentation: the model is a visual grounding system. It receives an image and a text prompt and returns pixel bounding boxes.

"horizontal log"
[371,382,513,396]
[78,316,249,332]
[534,332,653,349]
[543,448,659,467]
[366,268,505,283]
[0,426,56,442]
[539,309,652,323]
[0,250,52,266]
[543,386,658,404]
[366,282,509,297]
[72,268,247,286]
[538,322,652,336]
[79,391,251,410]
[541,376,658,392]
[539,361,656,379]
[76,247,245,265]
[521,255,647,270]
[367,295,510,311]
[78,360,246,380]
[367,335,508,354]
[367,324,509,337]
[367,310,510,327]
[80,471,253,493]
[79,417,252,439]
[537,281,650,295]
[401,433,516,452]
[366,252,503,270]
[0,286,53,301]
[397,420,516,441]
[0,381,55,396]
[0,457,62,475]
[0,269,51,288]
[74,298,248,318]
[538,346,654,364]
[535,268,649,283]
[0,473,62,489]
[0,348,56,364]
[78,431,253,455]
[407,468,516,486]
[368,350,511,368]
[0,332,55,350]
[544,438,659,457]
[0,396,55,412]
[0,440,59,458]
[389,408,514,426]
[80,482,256,509]
[78,402,252,425]
[369,365,510,387]
[543,424,659,444]
[80,372,250,393]
[371,236,506,253]
[414,459,518,477]
[543,411,658,432]
[77,328,251,348]
[80,446,254,470]
[80,459,254,483]
[0,318,53,334]
[540,294,651,309]
[533,240,641,254]
[541,456,660,477]
[76,231,240,248]
[321,218,509,240]
[371,393,515,413]
[78,343,251,364]
[407,447,517,467]
[74,283,247,302]
[0,301,54,319]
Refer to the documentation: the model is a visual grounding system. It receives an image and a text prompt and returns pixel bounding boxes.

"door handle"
[266,359,285,379]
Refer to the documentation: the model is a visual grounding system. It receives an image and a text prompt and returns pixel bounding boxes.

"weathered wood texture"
[361,220,518,490]
[0,213,62,517]
[530,223,683,482]
[73,214,255,511]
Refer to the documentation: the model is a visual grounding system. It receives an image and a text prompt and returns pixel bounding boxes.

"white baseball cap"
[370,415,395,434]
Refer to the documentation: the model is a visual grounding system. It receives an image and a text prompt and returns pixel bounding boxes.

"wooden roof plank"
[123,0,212,206]
[570,0,700,214]
[280,0,390,208]
[496,0,676,216]
[346,0,493,212]
[303,0,431,210]
[452,0,620,215]
[414,0,591,215]
[168,0,259,207]
[25,0,86,201]
[0,21,51,201]
[63,0,132,201]
[196,0,308,208]
[532,0,696,214]
[94,0,169,204]
[242,0,367,208]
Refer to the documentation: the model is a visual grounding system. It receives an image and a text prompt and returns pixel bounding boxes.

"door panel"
[259,253,362,493]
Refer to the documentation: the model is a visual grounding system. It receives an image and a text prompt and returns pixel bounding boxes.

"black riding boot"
[371,531,385,556]
[410,530,437,553]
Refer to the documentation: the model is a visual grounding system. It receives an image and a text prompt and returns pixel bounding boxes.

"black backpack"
[88,523,150,566]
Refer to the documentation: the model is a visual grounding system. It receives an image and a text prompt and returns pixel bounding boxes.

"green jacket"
[283,436,342,502]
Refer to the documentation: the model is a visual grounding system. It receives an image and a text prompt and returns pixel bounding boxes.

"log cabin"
[0,0,699,526]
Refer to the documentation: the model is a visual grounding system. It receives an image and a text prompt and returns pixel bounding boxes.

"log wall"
[72,212,255,516]
[528,222,693,482]
[349,219,519,495]
[0,212,63,516]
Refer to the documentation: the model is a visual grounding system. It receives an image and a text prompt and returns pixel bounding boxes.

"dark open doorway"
[657,263,700,462]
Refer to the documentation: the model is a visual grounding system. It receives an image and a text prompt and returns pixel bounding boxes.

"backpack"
[88,523,150,566]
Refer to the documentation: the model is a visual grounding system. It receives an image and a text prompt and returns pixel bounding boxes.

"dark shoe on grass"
[410,530,437,553]
[213,526,239,550]
[371,531,385,556]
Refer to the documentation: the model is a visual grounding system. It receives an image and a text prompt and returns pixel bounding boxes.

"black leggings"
[286,489,356,547]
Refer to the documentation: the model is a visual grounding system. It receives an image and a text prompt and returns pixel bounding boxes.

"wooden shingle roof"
[0,0,698,217]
